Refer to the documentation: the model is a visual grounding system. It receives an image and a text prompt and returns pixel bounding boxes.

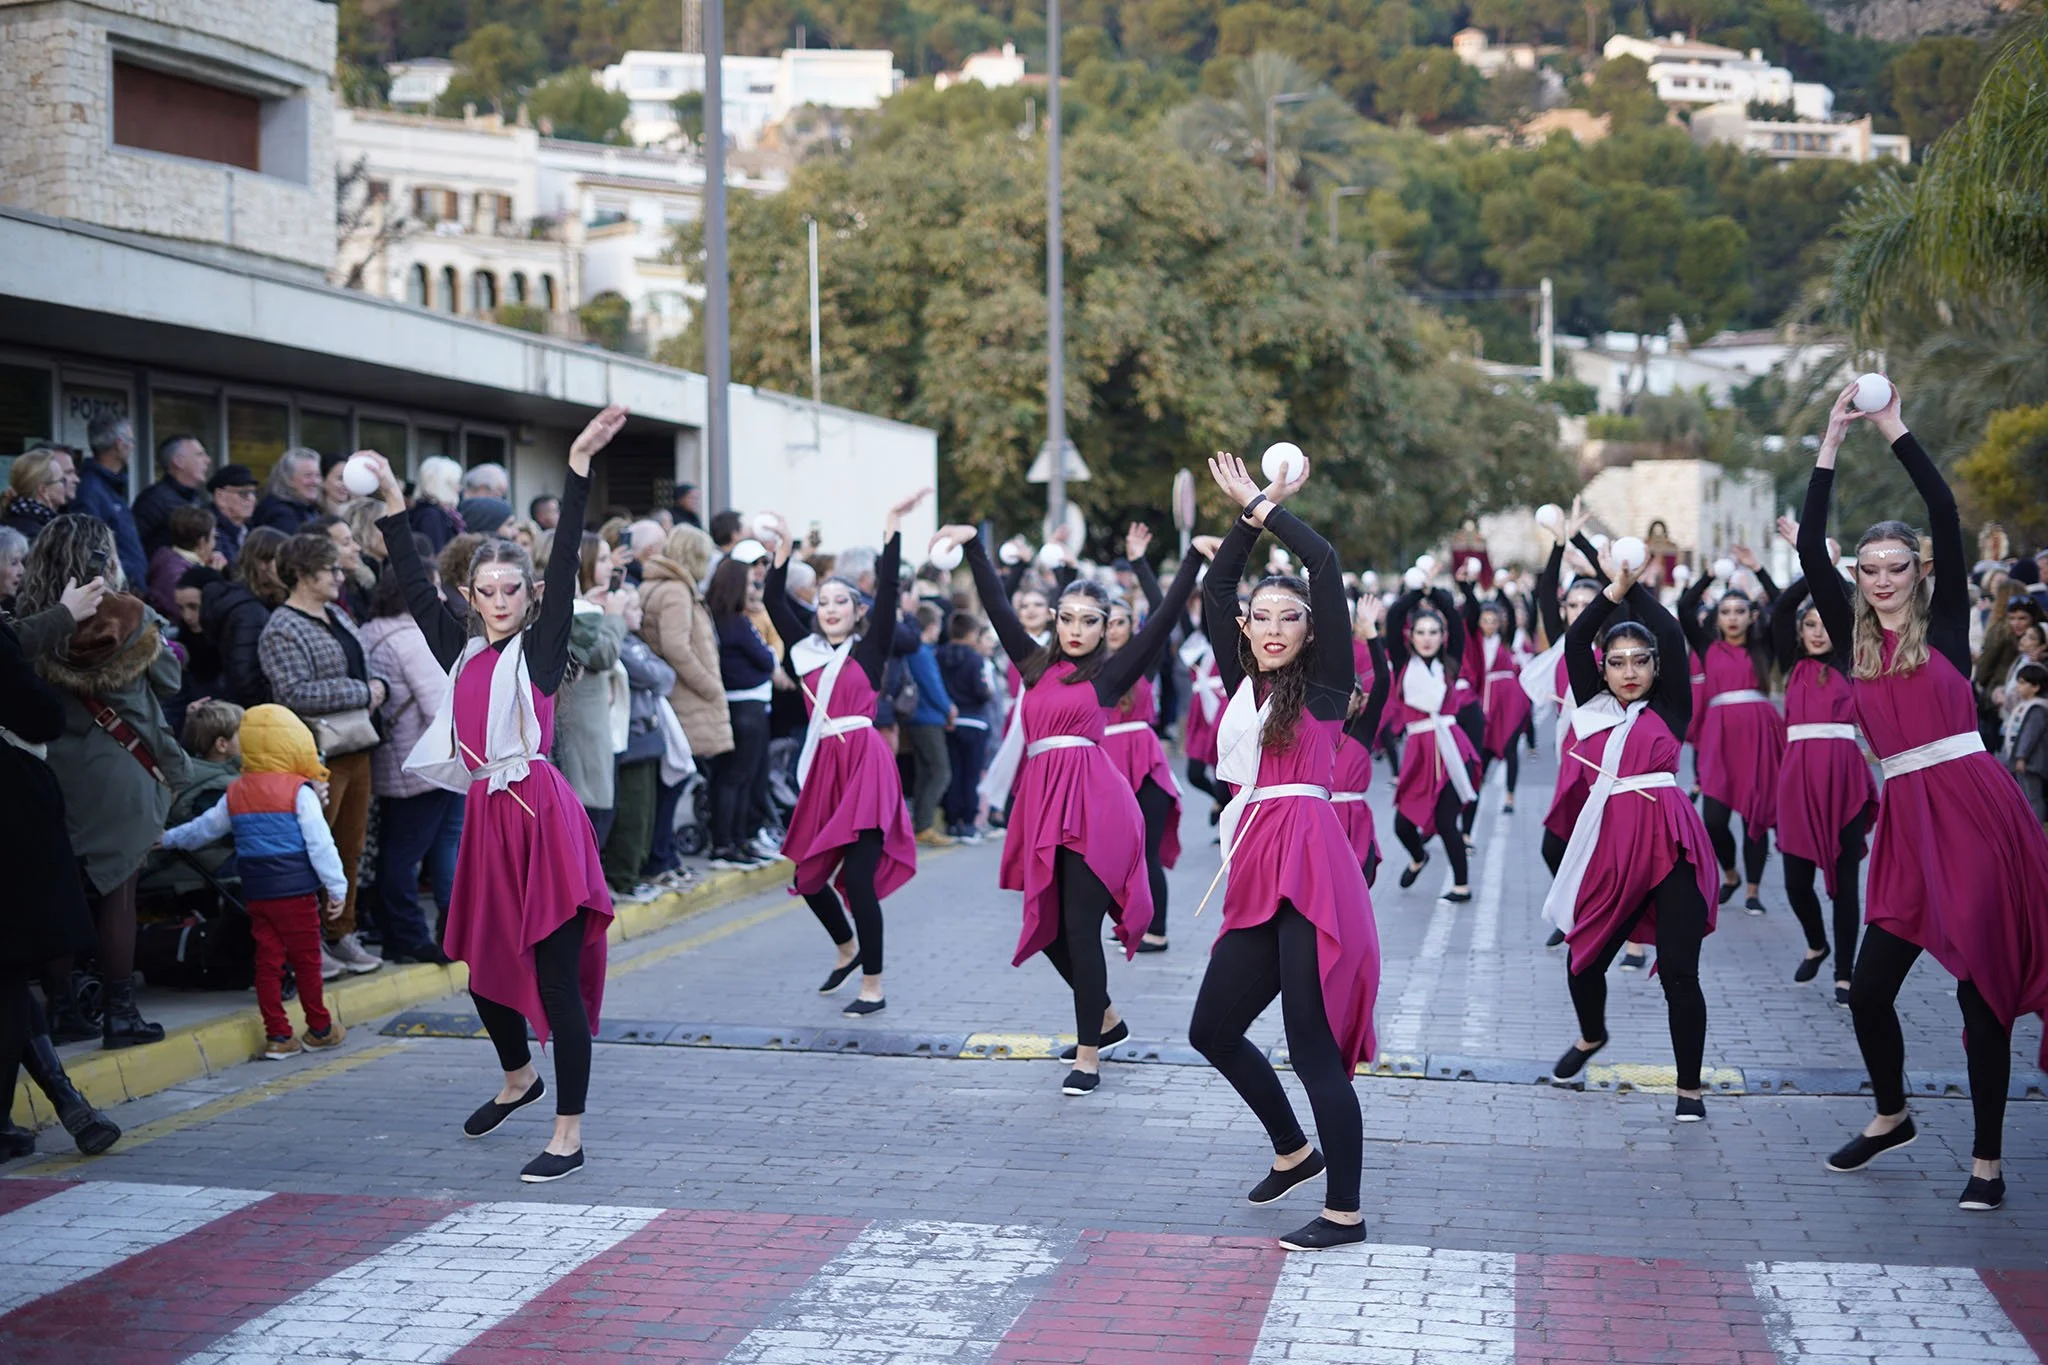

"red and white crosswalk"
[1,1177,2044,1363]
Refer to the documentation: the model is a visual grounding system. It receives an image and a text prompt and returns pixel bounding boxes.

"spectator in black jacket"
[251,448,322,534]
[706,556,778,867]
[208,463,258,565]
[936,611,993,840]
[133,434,213,556]
[199,526,288,707]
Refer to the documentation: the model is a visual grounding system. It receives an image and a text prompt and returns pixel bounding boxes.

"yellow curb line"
[10,861,792,1129]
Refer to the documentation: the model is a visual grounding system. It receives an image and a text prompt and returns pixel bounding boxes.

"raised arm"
[525,467,590,696]
[1457,578,1483,636]
[762,553,813,659]
[1797,472,1854,656]
[1131,556,1164,614]
[1097,547,1206,702]
[1890,429,1969,674]
[1384,588,1421,673]
[1536,540,1565,644]
[1202,519,1259,699]
[852,532,903,686]
[1635,583,1692,738]
[1345,636,1392,743]
[374,487,468,669]
[1262,506,1353,704]
[962,533,1038,665]
[1676,570,1712,657]
[1771,576,1810,672]
[1565,585,1616,707]
[1434,588,1467,684]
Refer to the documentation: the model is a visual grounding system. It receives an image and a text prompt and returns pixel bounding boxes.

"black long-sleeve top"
[1202,508,1352,722]
[1769,576,1852,673]
[1679,562,1780,691]
[1567,584,1691,741]
[377,468,588,695]
[1342,636,1392,744]
[968,535,1201,707]
[763,532,902,690]
[1798,431,1969,677]
[1536,534,1609,644]
[1385,586,1466,683]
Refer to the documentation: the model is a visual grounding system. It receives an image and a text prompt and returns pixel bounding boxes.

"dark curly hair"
[1020,580,1114,687]
[1233,573,1314,753]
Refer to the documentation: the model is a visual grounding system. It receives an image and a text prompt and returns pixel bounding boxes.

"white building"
[1579,457,1777,577]
[386,58,454,111]
[936,42,1028,91]
[1454,28,1541,77]
[1690,104,1910,164]
[600,49,901,149]
[1561,329,1845,414]
[0,0,936,549]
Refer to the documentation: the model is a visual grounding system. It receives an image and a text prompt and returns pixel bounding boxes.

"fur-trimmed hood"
[37,593,162,697]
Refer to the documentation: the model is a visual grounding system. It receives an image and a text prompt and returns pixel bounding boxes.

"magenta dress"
[1562,711,1720,973]
[1774,658,1878,895]
[1695,639,1785,832]
[1386,668,1481,840]
[1003,662,1153,963]
[1219,716,1382,1072]
[444,659,612,1043]
[1185,653,1223,766]
[1331,734,1379,869]
[1478,635,1534,759]
[1542,657,1597,845]
[1101,677,1180,870]
[1853,636,2048,1066]
[783,658,917,902]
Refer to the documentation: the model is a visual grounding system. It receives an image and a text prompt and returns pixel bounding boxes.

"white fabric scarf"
[404,632,542,795]
[1520,640,1571,756]
[791,632,855,788]
[1213,677,1272,859]
[1402,657,1477,804]
[1539,693,1641,934]
[977,631,1050,807]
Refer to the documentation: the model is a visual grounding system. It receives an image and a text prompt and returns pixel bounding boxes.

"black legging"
[1185,756,1221,806]
[1040,847,1119,1047]
[1782,813,1867,975]
[1701,795,1769,885]
[471,911,592,1117]
[1850,924,2010,1161]
[1136,778,1175,938]
[1565,861,1710,1090]
[1393,783,1469,885]
[710,699,770,849]
[1541,827,1568,876]
[803,829,887,975]
[1189,903,1362,1214]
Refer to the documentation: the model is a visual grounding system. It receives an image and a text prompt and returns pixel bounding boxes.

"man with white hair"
[622,519,666,585]
[461,462,510,501]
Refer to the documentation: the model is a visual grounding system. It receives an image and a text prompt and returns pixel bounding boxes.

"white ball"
[1462,556,1482,579]
[751,512,780,540]
[1589,534,1609,553]
[1612,536,1647,572]
[1036,541,1066,568]
[1416,553,1437,574]
[1261,442,1305,485]
[1360,571,1380,591]
[1852,373,1893,413]
[341,454,381,497]
[998,540,1027,566]
[1402,566,1426,591]
[1534,503,1564,534]
[927,539,963,572]
[1712,557,1735,581]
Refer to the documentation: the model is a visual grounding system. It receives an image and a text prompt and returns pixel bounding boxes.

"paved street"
[4,736,2045,1362]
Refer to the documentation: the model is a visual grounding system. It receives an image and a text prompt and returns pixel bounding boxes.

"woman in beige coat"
[638,525,733,761]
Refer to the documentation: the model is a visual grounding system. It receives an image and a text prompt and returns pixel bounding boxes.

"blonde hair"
[2,449,62,512]
[664,524,715,584]
[1850,520,1934,680]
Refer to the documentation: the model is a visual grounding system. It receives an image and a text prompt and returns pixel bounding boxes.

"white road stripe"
[185,1199,662,1364]
[724,1218,1064,1364]
[1250,1243,1518,1363]
[0,1181,269,1315]
[1460,773,1510,1053]
[1747,1260,2038,1364]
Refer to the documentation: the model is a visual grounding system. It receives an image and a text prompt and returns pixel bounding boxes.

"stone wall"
[0,0,336,275]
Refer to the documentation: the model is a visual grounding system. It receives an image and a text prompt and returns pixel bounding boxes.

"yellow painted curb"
[10,860,790,1128]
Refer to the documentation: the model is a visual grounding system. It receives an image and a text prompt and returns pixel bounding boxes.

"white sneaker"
[329,932,383,975]
[317,941,346,981]
[747,831,784,861]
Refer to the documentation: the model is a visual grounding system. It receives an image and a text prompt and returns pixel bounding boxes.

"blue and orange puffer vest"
[225,771,320,901]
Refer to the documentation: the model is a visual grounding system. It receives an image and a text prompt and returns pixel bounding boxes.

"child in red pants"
[162,705,349,1057]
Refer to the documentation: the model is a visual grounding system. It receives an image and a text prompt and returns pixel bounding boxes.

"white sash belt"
[1708,688,1771,708]
[1610,772,1678,795]
[1787,723,1858,744]
[468,752,549,787]
[1329,790,1369,804]
[1403,714,1478,804]
[1103,721,1153,737]
[820,714,874,739]
[1027,735,1096,758]
[1879,730,1984,780]
[1244,783,1331,804]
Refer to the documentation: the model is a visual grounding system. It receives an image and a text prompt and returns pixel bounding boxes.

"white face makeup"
[1563,585,1598,626]
[1602,642,1656,701]
[1855,541,1919,618]
[1105,605,1134,650]
[1409,613,1443,659]
[466,563,530,641]
[815,581,861,642]
[1056,599,1106,656]
[1016,591,1052,635]
[1243,590,1310,671]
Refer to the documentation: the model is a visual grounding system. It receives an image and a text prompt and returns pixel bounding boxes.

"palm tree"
[1163,51,1369,198]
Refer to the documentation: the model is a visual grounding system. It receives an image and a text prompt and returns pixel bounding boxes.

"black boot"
[42,979,97,1045]
[23,1029,120,1155]
[100,980,164,1050]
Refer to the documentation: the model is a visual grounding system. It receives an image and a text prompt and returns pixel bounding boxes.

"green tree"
[1957,402,2048,544]
[1373,46,1483,124]
[1578,55,1665,127]
[1165,50,1370,197]
[528,67,631,142]
[578,291,633,352]
[435,22,547,116]
[1883,35,1991,150]
[671,90,705,145]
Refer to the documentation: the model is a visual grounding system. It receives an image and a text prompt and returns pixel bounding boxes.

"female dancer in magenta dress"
[1543,547,1719,1122]
[372,408,623,1185]
[937,520,1205,1097]
[1187,451,1381,1253]
[1767,533,1877,1003]
[1181,601,1227,820]
[761,493,926,1017]
[1384,583,1479,899]
[1334,598,1392,887]
[1677,550,1785,914]
[1461,580,1534,814]
[1800,380,2048,1212]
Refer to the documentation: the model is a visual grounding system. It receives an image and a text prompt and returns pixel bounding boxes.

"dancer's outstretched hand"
[1125,522,1152,562]
[933,523,979,549]
[1190,534,1222,560]
[884,487,932,540]
[569,405,629,475]
[1208,451,1262,510]
[1599,543,1642,600]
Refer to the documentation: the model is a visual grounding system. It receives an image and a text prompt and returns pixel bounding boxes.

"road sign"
[1027,440,1089,483]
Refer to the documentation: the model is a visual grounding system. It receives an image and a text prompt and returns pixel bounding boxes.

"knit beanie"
[457,497,514,539]
[238,703,328,782]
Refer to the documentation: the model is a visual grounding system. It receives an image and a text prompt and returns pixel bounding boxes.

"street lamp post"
[1045,0,1066,534]
[1326,184,1367,248]
[1264,92,1313,198]
[702,0,730,510]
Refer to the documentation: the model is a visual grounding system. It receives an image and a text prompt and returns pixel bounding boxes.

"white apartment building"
[1560,329,1845,414]
[1690,104,1910,164]
[601,48,901,149]
[1602,34,1830,118]
[935,42,1029,91]
[386,58,455,111]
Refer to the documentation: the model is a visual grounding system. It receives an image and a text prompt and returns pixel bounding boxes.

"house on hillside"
[1560,329,1844,414]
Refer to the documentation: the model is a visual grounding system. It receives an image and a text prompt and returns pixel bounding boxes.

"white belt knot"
[1878,731,1984,780]
[1329,790,1369,804]
[1027,735,1097,758]
[820,714,874,739]
[1403,715,1453,738]
[1611,771,1679,795]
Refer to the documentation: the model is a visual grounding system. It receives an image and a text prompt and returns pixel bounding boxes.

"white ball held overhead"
[1462,556,1482,579]
[1712,557,1735,581]
[1852,373,1893,413]
[341,454,381,497]
[1534,503,1564,534]
[1416,553,1437,574]
[751,512,780,540]
[1402,566,1426,591]
[1261,442,1306,485]
[1036,541,1066,568]
[926,539,964,572]
[1611,536,1647,572]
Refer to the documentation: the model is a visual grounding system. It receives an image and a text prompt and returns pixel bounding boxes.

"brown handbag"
[309,707,381,758]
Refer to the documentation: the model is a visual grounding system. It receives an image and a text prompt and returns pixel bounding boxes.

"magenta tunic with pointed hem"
[1542,656,1597,844]
[1855,635,2048,1069]
[1774,658,1877,895]
[1478,636,1534,759]
[1386,665,1480,840]
[1695,639,1785,832]
[1003,661,1152,965]
[443,651,611,1044]
[1101,677,1181,871]
[783,657,917,903]
[1562,711,1719,975]
[1331,733,1380,869]
[1217,716,1381,1073]
[1185,658,1223,766]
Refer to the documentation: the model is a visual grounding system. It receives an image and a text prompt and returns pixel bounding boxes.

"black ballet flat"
[1959,1176,2006,1211]
[1248,1150,1326,1205]
[1135,937,1170,953]
[818,960,860,994]
[1061,1069,1100,1096]
[1544,927,1567,950]
[1550,1037,1607,1082]
[1745,896,1767,916]
[1834,983,1852,1007]
[1675,1095,1706,1123]
[1278,1216,1367,1252]
[1718,879,1739,905]
[842,997,887,1018]
[1825,1117,1916,1172]
[1399,854,1430,889]
[519,1148,584,1183]
[463,1076,546,1138]
[1619,948,1647,972]
[1442,889,1472,904]
[1795,949,1830,984]
[1059,1020,1130,1061]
